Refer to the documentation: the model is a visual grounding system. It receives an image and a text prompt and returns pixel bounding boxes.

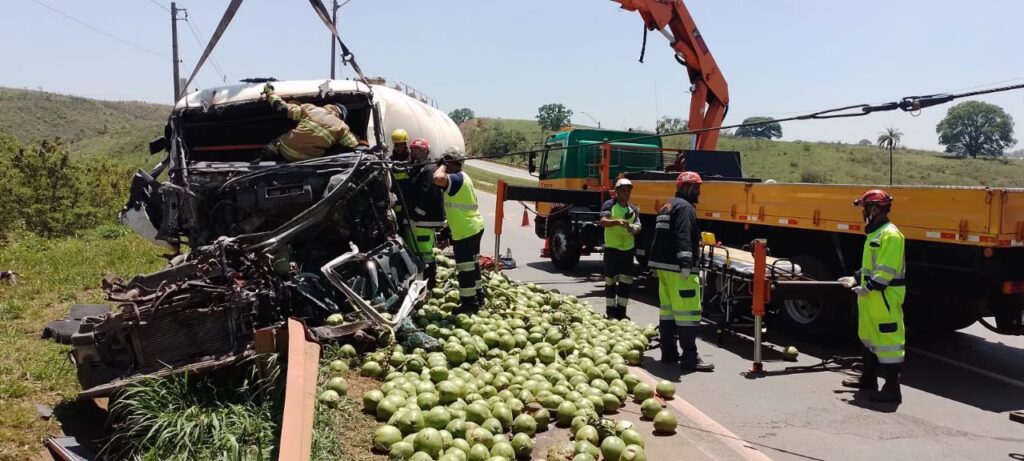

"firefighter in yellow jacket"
[839,189,906,403]
[262,83,358,161]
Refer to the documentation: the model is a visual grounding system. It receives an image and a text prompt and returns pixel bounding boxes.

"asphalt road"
[465,159,535,181]
[474,181,1024,461]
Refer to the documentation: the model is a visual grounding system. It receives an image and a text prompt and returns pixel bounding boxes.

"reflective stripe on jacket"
[444,172,485,240]
[648,197,698,273]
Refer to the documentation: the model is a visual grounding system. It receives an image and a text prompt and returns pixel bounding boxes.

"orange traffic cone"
[541,238,551,258]
[521,208,530,227]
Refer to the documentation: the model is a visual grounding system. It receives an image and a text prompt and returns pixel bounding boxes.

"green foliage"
[735,116,783,139]
[102,355,283,461]
[0,87,167,164]
[0,136,131,238]
[656,116,686,134]
[877,127,903,151]
[858,139,872,146]
[462,164,535,195]
[465,120,530,158]
[536,103,573,132]
[448,108,476,125]
[937,101,1016,158]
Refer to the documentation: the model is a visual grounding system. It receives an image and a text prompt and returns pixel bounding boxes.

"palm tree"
[877,127,903,185]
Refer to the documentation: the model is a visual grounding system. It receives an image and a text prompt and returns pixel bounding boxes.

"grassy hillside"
[0,87,169,164]
[467,118,1024,188]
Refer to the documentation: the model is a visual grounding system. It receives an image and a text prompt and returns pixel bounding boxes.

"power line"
[30,0,166,58]
[146,0,170,13]
[184,18,228,83]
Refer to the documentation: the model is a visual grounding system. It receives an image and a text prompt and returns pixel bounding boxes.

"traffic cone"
[541,238,551,258]
[521,208,530,227]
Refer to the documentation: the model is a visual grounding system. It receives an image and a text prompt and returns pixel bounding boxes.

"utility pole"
[330,0,339,79]
[170,3,185,101]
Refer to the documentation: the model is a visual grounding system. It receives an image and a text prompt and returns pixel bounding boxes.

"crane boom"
[615,0,729,150]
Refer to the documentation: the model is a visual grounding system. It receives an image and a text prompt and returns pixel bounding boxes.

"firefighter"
[407,139,445,288]
[839,189,906,403]
[392,129,410,161]
[261,83,358,161]
[648,171,714,372]
[600,178,641,320]
[433,147,485,314]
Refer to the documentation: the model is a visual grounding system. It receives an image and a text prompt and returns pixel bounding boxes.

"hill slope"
[466,118,1024,188]
[0,87,169,162]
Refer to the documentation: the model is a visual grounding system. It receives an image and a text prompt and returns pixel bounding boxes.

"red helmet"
[676,171,703,188]
[410,138,430,151]
[854,189,893,207]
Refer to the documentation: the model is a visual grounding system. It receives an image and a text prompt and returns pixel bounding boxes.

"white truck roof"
[174,79,465,156]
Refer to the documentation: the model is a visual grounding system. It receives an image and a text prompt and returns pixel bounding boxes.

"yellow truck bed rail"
[629,180,1024,248]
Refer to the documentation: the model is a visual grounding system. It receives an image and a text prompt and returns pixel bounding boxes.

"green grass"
[0,227,167,460]
[0,87,168,164]
[462,164,536,195]
[103,355,283,461]
[470,118,1024,188]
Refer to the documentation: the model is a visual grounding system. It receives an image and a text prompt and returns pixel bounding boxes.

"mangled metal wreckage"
[47,81,439,396]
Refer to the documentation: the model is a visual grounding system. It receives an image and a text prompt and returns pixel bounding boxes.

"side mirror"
[149,136,168,154]
[528,152,537,174]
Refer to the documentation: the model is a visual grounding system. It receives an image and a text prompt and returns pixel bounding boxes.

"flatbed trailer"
[498,131,1024,339]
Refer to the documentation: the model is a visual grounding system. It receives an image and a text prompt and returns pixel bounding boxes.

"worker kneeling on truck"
[839,189,906,403]
[600,178,641,320]
[433,148,485,315]
[261,83,359,161]
[648,172,714,372]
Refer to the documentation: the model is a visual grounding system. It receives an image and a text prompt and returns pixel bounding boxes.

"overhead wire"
[29,0,166,58]
[463,81,1024,163]
[184,18,228,83]
[146,0,170,13]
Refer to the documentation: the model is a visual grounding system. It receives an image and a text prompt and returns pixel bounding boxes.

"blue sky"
[4,0,1023,151]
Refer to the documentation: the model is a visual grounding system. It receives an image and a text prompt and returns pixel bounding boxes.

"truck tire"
[549,220,581,271]
[775,254,854,341]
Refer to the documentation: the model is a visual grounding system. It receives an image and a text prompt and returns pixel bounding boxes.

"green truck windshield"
[540,129,664,181]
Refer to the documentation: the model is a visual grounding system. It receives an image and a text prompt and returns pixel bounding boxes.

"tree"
[937,101,1016,158]
[536,104,573,132]
[877,127,902,186]
[735,117,782,139]
[448,108,476,125]
[466,121,529,159]
[857,139,872,146]
[656,116,687,134]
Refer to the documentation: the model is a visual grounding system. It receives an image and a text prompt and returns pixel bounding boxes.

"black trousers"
[603,248,635,319]
[452,230,484,310]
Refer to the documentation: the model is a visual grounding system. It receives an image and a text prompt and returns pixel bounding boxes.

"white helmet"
[615,178,633,189]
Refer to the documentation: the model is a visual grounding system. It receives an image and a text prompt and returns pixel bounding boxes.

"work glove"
[628,223,641,235]
[261,82,275,96]
[837,276,857,288]
[851,285,869,297]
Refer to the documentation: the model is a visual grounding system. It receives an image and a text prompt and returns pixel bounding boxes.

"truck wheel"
[549,220,580,271]
[775,254,853,341]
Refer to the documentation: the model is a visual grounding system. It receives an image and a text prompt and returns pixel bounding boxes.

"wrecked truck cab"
[62,80,453,396]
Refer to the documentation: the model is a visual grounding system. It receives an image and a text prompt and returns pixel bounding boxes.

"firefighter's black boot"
[659,320,679,364]
[842,348,878,392]
[870,364,903,403]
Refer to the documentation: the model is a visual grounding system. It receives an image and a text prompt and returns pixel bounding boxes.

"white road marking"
[907,346,1024,390]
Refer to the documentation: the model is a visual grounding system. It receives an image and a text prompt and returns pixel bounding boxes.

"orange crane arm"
[615,0,730,151]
